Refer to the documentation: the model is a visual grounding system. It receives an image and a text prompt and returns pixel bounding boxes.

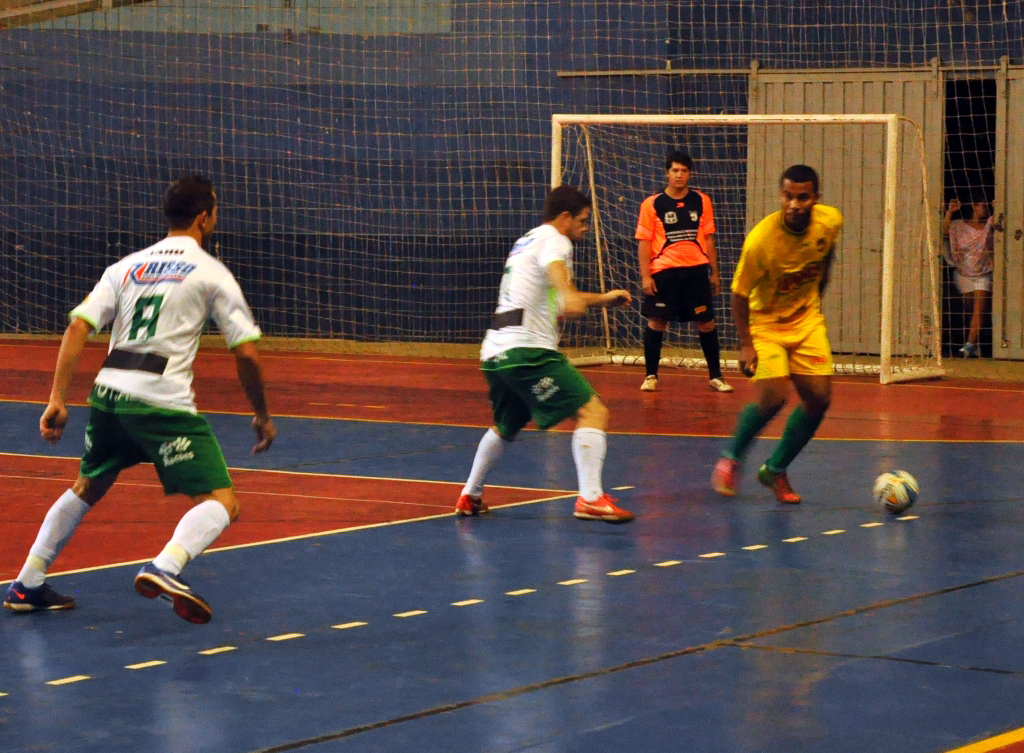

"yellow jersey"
[731,204,843,324]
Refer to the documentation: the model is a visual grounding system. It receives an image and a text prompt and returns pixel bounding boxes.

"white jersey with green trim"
[480,223,573,361]
[71,235,261,413]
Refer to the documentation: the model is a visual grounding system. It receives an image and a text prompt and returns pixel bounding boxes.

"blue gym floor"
[2,345,1024,753]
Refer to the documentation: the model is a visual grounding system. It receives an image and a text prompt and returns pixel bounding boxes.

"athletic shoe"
[959,343,979,358]
[640,375,658,392]
[709,377,734,393]
[134,563,213,625]
[711,457,739,496]
[573,494,635,523]
[757,464,801,504]
[455,494,489,516]
[3,581,75,612]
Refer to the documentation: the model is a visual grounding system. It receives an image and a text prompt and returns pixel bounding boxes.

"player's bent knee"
[805,396,831,417]
[198,488,240,521]
[697,320,716,333]
[72,472,117,506]
[576,395,609,429]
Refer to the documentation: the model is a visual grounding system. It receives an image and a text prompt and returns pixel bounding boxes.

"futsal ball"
[873,470,919,514]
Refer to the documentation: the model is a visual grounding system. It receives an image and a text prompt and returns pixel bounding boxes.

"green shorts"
[80,385,233,496]
[481,347,596,437]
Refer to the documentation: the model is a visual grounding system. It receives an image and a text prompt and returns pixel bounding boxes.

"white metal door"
[993,66,1024,359]
[748,70,943,356]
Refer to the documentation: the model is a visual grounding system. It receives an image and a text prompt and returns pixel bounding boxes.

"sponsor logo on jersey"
[124,261,197,285]
[776,261,824,294]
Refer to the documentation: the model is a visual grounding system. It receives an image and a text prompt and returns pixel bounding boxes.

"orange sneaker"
[757,464,801,504]
[573,494,635,523]
[455,494,489,516]
[711,457,739,496]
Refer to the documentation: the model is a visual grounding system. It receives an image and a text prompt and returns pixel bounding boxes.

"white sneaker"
[709,377,734,393]
[640,375,658,391]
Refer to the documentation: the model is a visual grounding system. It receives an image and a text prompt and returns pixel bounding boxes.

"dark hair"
[164,174,216,229]
[543,185,592,222]
[666,150,695,172]
[963,190,991,221]
[780,164,819,193]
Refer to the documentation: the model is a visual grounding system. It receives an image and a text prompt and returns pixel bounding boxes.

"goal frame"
[551,113,944,384]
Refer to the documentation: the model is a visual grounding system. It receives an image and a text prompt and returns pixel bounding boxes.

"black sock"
[643,327,664,377]
[699,328,722,379]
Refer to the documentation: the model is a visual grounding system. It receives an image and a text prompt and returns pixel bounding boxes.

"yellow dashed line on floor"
[20,515,920,698]
[125,660,166,670]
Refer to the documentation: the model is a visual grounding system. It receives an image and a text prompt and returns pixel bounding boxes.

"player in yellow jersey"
[711,165,842,504]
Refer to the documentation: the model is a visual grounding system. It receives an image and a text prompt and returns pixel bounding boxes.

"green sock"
[724,403,774,461]
[766,406,825,471]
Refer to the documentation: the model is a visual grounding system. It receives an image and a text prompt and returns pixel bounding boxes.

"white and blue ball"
[873,470,919,514]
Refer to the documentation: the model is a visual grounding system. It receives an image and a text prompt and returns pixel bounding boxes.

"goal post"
[552,113,944,385]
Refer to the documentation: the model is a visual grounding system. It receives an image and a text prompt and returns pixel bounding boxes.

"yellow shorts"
[749,310,833,380]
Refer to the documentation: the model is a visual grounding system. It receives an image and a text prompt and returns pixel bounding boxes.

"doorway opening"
[942,78,997,358]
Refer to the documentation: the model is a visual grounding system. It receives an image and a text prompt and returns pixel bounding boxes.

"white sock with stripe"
[152,500,231,576]
[572,428,607,503]
[18,489,91,588]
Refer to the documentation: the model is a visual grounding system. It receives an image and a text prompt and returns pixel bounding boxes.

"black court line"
[731,643,1020,676]
[246,567,1024,752]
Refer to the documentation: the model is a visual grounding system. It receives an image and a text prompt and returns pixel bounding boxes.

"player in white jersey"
[456,186,636,523]
[4,175,276,624]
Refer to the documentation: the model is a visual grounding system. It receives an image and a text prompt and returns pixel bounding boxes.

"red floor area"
[0,453,555,580]
[3,340,1023,441]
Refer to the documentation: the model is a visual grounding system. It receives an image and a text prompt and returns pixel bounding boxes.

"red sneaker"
[711,457,739,496]
[455,494,489,516]
[757,464,801,504]
[573,494,635,523]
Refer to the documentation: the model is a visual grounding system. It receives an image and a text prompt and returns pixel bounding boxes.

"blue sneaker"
[959,343,979,358]
[3,581,75,612]
[134,563,212,625]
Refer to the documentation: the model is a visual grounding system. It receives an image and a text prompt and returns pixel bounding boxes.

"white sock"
[152,500,231,576]
[461,429,510,498]
[18,490,91,587]
[572,428,607,503]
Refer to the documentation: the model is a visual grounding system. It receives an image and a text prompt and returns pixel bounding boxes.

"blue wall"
[1,2,1021,338]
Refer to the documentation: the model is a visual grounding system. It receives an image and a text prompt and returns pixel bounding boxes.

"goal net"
[554,113,944,384]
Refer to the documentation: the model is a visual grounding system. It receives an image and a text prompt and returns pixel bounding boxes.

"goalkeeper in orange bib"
[711,165,843,504]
